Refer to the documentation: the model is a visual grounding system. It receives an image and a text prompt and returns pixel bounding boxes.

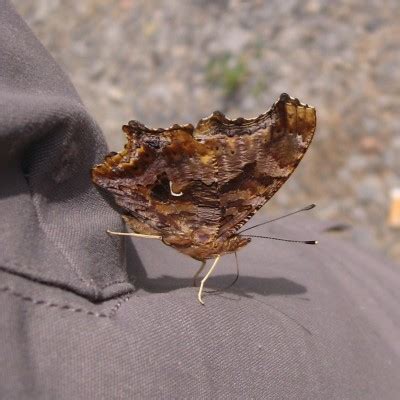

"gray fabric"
[1,1,399,398]
[0,0,132,300]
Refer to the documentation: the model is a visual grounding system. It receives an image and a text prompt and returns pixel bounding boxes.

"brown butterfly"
[91,93,316,303]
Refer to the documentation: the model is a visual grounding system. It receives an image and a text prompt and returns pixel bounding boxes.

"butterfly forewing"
[91,93,316,259]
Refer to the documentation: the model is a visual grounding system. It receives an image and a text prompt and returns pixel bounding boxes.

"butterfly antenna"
[238,204,316,234]
[241,234,318,245]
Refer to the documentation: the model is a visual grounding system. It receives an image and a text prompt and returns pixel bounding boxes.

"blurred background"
[13,0,400,263]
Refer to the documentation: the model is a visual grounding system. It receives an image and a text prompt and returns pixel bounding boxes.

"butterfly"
[91,93,316,303]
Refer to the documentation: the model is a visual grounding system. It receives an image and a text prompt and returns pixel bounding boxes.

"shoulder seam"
[0,285,132,319]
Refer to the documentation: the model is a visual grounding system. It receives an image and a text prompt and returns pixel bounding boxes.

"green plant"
[206,53,248,97]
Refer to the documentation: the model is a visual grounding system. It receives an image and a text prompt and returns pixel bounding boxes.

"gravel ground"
[12,0,400,264]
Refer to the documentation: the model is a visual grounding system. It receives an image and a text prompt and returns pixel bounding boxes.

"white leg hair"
[192,261,207,287]
[106,230,161,240]
[197,255,221,305]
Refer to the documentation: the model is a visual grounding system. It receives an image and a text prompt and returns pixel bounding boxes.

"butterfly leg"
[197,255,221,305]
[192,261,207,287]
[106,230,162,239]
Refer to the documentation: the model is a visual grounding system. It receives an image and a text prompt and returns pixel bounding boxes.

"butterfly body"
[92,93,316,261]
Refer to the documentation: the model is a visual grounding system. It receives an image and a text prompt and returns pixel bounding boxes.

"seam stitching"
[0,260,133,293]
[0,285,133,319]
[108,294,132,318]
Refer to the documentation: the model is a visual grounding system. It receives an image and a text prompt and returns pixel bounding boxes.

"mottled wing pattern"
[210,94,316,239]
[91,122,221,248]
[91,93,316,259]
